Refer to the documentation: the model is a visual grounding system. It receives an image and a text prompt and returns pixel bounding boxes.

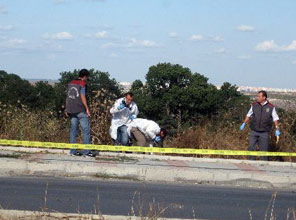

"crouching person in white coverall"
[109,92,139,146]
[128,118,167,147]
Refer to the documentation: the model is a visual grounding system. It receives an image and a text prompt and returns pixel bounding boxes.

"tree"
[130,79,144,91]
[131,63,245,129]
[218,82,244,108]
[31,81,56,110]
[0,70,35,107]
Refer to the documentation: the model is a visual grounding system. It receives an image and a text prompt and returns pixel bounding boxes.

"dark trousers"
[249,130,269,161]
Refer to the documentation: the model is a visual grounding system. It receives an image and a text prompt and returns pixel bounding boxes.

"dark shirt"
[66,79,87,114]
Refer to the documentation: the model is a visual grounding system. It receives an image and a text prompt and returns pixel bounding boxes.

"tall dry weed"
[0,89,117,145]
[1,96,296,162]
[89,89,116,145]
[167,108,296,162]
[0,102,68,142]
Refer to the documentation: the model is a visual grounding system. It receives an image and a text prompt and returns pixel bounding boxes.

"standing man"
[129,118,167,147]
[109,92,139,145]
[240,90,280,160]
[66,69,94,157]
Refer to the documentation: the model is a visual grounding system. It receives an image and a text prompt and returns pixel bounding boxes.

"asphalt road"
[0,176,295,220]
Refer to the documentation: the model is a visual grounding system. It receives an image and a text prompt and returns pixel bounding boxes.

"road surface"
[0,176,295,219]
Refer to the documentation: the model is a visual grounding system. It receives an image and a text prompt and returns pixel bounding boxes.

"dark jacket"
[250,102,274,132]
[66,79,86,114]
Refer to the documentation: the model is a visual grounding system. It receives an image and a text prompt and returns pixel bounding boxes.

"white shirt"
[128,118,160,140]
[246,101,279,121]
[109,97,139,140]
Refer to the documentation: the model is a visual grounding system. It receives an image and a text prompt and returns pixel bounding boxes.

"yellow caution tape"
[0,139,296,157]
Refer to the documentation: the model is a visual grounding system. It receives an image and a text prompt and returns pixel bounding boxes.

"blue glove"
[117,102,126,110]
[130,115,135,121]
[240,123,246,131]
[275,129,281,137]
[154,136,161,143]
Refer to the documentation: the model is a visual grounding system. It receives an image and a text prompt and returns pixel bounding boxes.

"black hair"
[79,69,90,78]
[160,128,167,138]
[258,90,267,99]
[125,92,134,97]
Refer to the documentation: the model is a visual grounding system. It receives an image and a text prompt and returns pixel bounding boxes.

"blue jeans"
[116,125,129,146]
[69,112,91,155]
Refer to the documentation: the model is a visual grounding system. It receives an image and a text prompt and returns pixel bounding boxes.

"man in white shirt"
[128,118,167,147]
[240,90,280,160]
[109,92,139,145]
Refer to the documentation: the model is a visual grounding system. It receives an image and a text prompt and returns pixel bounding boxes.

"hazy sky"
[0,0,295,88]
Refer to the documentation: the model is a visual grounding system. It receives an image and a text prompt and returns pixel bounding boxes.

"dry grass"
[0,89,116,145]
[0,102,68,142]
[167,109,296,162]
[129,191,173,220]
[1,95,296,162]
[247,192,296,220]
[89,90,116,145]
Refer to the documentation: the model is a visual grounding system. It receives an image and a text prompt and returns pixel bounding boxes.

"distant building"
[216,84,296,93]
[119,82,132,93]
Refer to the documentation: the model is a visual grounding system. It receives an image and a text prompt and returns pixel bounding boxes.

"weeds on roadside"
[0,89,116,145]
[1,92,296,162]
[167,108,296,162]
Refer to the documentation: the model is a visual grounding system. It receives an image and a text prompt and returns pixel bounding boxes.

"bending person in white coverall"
[109,92,139,146]
[128,118,167,147]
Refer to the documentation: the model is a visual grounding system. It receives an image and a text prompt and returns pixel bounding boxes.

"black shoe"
[70,150,82,156]
[84,151,98,157]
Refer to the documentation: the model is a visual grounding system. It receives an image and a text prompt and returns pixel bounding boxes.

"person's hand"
[275,129,281,137]
[154,136,161,143]
[86,108,91,117]
[118,101,126,110]
[130,115,135,121]
[240,123,246,131]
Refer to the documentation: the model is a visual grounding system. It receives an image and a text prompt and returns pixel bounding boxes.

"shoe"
[83,150,98,158]
[70,149,82,156]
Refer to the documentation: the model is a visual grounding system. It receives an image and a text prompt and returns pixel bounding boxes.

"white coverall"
[109,97,139,140]
[128,118,161,145]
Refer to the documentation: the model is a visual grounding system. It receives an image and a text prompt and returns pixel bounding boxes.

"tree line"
[0,63,248,129]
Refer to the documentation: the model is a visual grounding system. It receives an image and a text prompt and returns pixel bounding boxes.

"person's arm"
[243,116,250,124]
[272,108,280,136]
[240,106,253,130]
[65,98,69,116]
[110,99,125,114]
[146,125,160,140]
[131,103,139,116]
[81,94,90,117]
[80,87,90,117]
[147,130,157,140]
[272,108,280,125]
[244,106,253,123]
[129,103,139,120]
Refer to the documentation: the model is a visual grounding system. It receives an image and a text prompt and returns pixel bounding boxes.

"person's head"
[159,128,167,139]
[79,69,90,81]
[125,92,134,106]
[257,90,267,103]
